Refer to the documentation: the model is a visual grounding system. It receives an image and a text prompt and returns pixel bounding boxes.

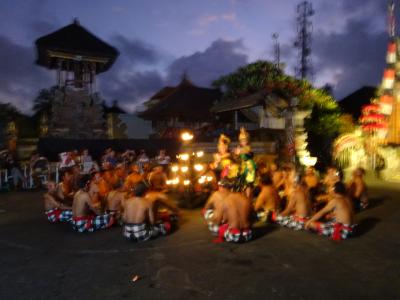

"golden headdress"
[239,127,250,142]
[218,134,231,146]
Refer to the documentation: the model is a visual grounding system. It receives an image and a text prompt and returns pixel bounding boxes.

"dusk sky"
[0,0,391,114]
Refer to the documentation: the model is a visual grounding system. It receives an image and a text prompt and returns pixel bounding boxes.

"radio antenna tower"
[294,1,314,80]
[388,0,396,38]
[272,33,281,69]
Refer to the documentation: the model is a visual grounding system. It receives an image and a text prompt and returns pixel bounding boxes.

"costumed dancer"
[235,127,256,199]
[211,134,238,181]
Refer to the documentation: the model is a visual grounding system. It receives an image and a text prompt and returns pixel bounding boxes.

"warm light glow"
[172,177,180,185]
[206,176,213,182]
[198,176,206,184]
[196,151,204,158]
[183,179,190,185]
[181,132,194,141]
[171,165,179,172]
[194,164,204,172]
[166,180,172,185]
[179,153,190,161]
[181,166,189,173]
[300,156,317,167]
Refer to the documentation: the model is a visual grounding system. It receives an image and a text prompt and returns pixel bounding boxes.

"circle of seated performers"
[43,160,179,241]
[202,164,368,243]
[43,147,368,244]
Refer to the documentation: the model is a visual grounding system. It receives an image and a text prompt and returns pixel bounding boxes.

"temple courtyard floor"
[0,178,399,300]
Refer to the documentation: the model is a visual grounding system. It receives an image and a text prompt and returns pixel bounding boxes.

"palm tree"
[32,86,58,119]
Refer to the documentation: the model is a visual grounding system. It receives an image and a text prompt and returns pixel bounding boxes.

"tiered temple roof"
[35,19,119,74]
[139,77,222,121]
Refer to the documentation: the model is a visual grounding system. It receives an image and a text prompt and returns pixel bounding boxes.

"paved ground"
[0,179,399,300]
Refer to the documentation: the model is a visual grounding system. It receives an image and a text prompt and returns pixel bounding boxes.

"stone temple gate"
[35,19,119,139]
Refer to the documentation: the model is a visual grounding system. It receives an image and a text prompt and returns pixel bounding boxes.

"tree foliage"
[212,60,342,167]
[32,86,58,118]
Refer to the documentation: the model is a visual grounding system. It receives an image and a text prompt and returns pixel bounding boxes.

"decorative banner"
[380,103,393,115]
[361,122,388,131]
[362,104,380,113]
[333,133,360,155]
[376,128,389,139]
[359,113,385,123]
[383,68,395,89]
[380,94,394,103]
[387,42,396,64]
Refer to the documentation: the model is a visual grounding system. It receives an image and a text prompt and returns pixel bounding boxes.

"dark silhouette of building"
[339,86,377,121]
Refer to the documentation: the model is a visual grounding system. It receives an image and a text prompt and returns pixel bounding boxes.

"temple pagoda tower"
[35,19,119,138]
[371,1,400,144]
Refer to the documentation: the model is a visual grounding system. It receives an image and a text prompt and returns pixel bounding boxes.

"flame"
[196,151,204,157]
[194,164,204,171]
[181,132,193,141]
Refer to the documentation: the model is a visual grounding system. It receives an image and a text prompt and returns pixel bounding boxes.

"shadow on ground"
[251,223,279,241]
[367,196,386,209]
[353,217,381,237]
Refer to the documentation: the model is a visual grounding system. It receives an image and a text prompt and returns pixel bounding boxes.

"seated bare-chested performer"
[203,178,233,235]
[270,163,285,191]
[122,182,179,242]
[71,175,114,233]
[88,171,102,206]
[254,173,280,223]
[106,189,128,224]
[275,171,312,230]
[145,189,180,228]
[123,164,143,192]
[56,169,75,206]
[114,163,127,188]
[303,167,320,203]
[316,166,341,203]
[347,167,368,210]
[305,181,355,241]
[43,181,73,223]
[212,191,253,243]
[148,165,168,192]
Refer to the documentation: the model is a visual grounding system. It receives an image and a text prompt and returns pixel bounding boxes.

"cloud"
[188,12,240,36]
[99,69,164,112]
[111,35,161,65]
[0,35,52,114]
[101,38,249,111]
[313,17,387,99]
[165,39,248,87]
[28,20,59,39]
[99,37,167,111]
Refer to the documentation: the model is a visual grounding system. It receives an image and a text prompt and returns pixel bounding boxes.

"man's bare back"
[305,182,355,240]
[145,191,179,217]
[222,192,251,230]
[254,185,280,212]
[281,186,311,217]
[72,190,100,217]
[107,190,127,212]
[204,188,230,224]
[122,197,153,224]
